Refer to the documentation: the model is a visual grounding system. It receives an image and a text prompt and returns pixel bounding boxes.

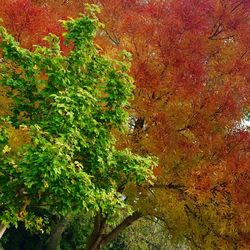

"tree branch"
[0,223,7,239]
[101,211,142,247]
[141,182,186,191]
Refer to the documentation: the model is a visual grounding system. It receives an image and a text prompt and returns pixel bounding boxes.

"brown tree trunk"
[0,223,7,239]
[85,212,142,250]
[46,217,69,250]
[85,213,106,250]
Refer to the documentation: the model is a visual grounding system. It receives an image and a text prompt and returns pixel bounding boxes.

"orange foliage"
[0,0,249,248]
[93,0,250,247]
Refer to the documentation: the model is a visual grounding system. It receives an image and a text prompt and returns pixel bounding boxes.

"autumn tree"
[0,5,155,250]
[90,0,250,248]
[1,0,250,249]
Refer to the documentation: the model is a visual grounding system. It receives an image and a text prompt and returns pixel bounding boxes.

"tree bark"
[85,211,142,250]
[0,223,7,239]
[46,217,69,250]
[85,213,106,250]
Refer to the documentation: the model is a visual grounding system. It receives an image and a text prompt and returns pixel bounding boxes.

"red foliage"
[0,0,64,49]
[93,0,250,246]
[0,0,249,247]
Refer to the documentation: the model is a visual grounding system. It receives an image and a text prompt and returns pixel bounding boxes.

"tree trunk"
[47,217,69,250]
[85,212,142,250]
[85,213,106,250]
[0,223,7,239]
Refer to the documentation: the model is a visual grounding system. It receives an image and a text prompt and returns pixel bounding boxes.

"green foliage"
[0,5,155,233]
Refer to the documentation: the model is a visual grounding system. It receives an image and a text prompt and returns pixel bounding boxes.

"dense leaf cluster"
[0,6,154,230]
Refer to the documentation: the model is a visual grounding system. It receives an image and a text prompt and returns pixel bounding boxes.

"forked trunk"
[85,212,142,250]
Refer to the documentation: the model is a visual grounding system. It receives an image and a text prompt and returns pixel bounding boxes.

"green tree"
[0,5,155,249]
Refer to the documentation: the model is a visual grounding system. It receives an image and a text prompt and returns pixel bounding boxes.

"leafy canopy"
[0,4,155,230]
